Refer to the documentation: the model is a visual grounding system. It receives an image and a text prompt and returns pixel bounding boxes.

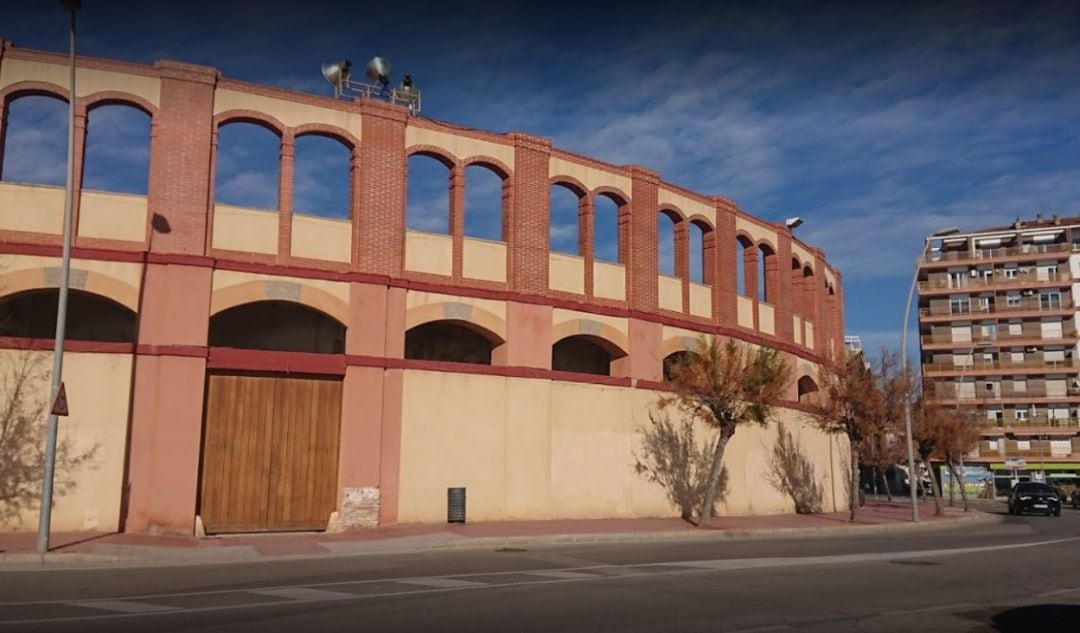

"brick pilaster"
[147,60,218,255]
[580,194,595,297]
[508,132,551,295]
[277,130,294,258]
[675,219,689,313]
[774,229,794,341]
[356,100,408,276]
[715,200,738,327]
[449,162,465,280]
[628,166,660,311]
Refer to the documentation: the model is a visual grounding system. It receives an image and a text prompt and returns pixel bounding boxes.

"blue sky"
[2,0,1079,354]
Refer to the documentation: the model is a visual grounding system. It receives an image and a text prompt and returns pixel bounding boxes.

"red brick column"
[774,230,795,342]
[743,243,759,330]
[147,60,218,255]
[628,166,659,311]
[277,130,294,258]
[449,162,465,280]
[349,144,362,265]
[714,200,738,326]
[580,194,595,297]
[356,101,408,276]
[675,219,689,313]
[508,133,551,295]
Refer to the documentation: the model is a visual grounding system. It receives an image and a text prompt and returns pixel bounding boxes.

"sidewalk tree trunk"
[661,336,791,528]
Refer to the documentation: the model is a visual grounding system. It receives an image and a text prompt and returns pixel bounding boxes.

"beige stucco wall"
[396,370,847,523]
[805,321,815,350]
[759,302,776,335]
[593,261,626,301]
[210,269,350,323]
[404,230,452,276]
[0,59,160,107]
[405,126,513,167]
[552,308,629,339]
[212,204,278,254]
[0,254,143,310]
[791,242,814,267]
[406,290,507,332]
[736,216,778,248]
[793,316,803,345]
[462,238,507,283]
[657,188,715,226]
[291,214,351,263]
[0,183,64,235]
[658,275,682,311]
[737,296,754,329]
[689,282,711,318]
[2,350,132,532]
[213,88,360,137]
[78,191,147,242]
[549,253,585,295]
[549,157,631,197]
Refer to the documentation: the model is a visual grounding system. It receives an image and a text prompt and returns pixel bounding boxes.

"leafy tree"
[661,336,791,527]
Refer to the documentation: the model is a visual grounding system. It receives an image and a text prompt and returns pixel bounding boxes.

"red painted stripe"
[0,336,134,353]
[206,347,347,375]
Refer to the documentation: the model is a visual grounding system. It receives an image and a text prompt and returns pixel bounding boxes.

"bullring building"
[0,41,846,536]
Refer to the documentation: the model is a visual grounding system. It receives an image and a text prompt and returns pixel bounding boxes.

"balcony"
[920,329,1079,349]
[917,270,1073,294]
[918,297,1074,322]
[936,385,1080,405]
[922,358,1080,375]
[974,417,1080,431]
[920,242,1072,266]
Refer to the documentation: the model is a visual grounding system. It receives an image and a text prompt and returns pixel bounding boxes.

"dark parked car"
[1008,482,1061,517]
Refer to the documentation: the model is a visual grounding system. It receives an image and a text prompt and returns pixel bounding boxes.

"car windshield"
[1015,483,1053,493]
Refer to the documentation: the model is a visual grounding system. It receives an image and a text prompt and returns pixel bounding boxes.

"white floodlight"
[365,56,392,86]
[321,60,352,87]
[785,217,804,230]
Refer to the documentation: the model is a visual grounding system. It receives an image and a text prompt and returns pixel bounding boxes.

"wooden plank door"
[200,374,341,533]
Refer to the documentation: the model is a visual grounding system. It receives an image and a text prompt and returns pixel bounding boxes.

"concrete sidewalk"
[0,500,991,567]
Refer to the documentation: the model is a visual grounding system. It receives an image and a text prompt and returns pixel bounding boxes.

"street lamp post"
[37,0,80,556]
[900,226,961,523]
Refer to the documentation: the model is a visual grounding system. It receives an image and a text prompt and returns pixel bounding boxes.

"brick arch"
[463,155,512,178]
[756,238,777,254]
[406,145,457,168]
[404,302,507,343]
[658,205,686,223]
[0,81,70,105]
[550,319,629,356]
[660,335,704,359]
[549,175,588,198]
[734,230,756,248]
[687,215,715,233]
[81,91,157,117]
[0,267,139,312]
[592,186,629,206]
[210,281,349,326]
[213,110,286,136]
[293,122,358,149]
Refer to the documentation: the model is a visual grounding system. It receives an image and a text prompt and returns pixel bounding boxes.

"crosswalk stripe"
[526,570,599,580]
[398,578,484,589]
[250,588,356,601]
[65,600,178,614]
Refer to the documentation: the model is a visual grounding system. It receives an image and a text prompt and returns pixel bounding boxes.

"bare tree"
[860,426,904,501]
[634,410,728,520]
[0,351,97,527]
[912,397,949,517]
[930,405,980,512]
[661,336,791,527]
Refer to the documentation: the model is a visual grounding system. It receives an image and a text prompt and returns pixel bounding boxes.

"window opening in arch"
[797,376,819,403]
[803,266,816,317]
[758,245,772,303]
[83,104,151,195]
[0,95,68,186]
[0,289,135,342]
[293,134,350,219]
[658,212,677,276]
[209,301,344,353]
[689,223,706,283]
[215,122,281,210]
[406,154,450,233]
[791,258,803,315]
[663,350,696,382]
[404,321,495,365]
[464,164,504,241]
[550,183,580,255]
[736,237,750,296]
[594,194,620,263]
[552,335,615,376]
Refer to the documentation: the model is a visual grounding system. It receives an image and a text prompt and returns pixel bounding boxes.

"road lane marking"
[526,570,599,580]
[728,626,791,633]
[879,602,974,617]
[250,588,356,601]
[63,600,178,614]
[398,577,485,588]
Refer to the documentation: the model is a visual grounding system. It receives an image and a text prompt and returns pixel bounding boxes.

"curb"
[0,510,995,571]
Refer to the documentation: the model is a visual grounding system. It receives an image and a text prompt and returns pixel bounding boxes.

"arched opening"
[594,193,620,263]
[758,244,775,303]
[658,211,677,277]
[791,258,804,316]
[404,321,497,365]
[803,266,816,320]
[83,103,151,194]
[214,121,281,210]
[293,134,350,219]
[737,235,755,298]
[464,164,505,241]
[209,301,344,353]
[689,222,706,283]
[0,289,135,342]
[550,182,582,255]
[406,153,450,233]
[0,95,68,186]
[797,376,819,403]
[552,335,622,376]
[663,350,696,382]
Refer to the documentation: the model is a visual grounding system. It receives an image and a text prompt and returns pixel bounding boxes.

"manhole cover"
[889,560,941,566]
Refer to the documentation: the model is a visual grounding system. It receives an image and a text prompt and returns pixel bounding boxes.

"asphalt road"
[2,501,1079,632]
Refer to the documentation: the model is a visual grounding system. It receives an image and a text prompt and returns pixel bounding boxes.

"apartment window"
[978,296,992,311]
[950,297,971,314]
[1041,320,1063,338]
[1004,268,1018,279]
[948,271,966,288]
[1016,409,1029,421]
[1008,321,1022,335]
[989,410,1004,422]
[1013,379,1027,392]
[1040,292,1061,310]
[1010,351,1024,363]
[1006,294,1021,307]
[981,324,996,338]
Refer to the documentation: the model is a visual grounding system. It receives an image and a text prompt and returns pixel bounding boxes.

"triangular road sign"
[50,382,69,417]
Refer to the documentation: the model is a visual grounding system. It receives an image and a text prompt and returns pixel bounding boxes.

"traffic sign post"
[49,382,69,417]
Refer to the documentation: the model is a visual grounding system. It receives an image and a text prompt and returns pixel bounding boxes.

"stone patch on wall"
[334,486,381,530]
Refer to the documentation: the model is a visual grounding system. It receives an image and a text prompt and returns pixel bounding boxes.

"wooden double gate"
[199,374,342,534]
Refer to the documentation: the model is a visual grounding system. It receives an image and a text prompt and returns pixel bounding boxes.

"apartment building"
[918,215,1080,489]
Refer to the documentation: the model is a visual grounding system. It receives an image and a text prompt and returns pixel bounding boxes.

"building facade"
[917,216,1080,489]
[0,42,846,536]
